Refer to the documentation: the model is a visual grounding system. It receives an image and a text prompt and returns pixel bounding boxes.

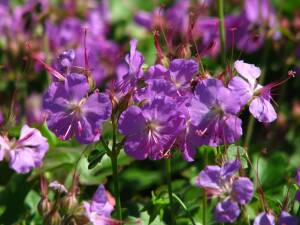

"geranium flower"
[196,160,254,223]
[43,73,111,144]
[119,96,185,160]
[188,78,243,147]
[229,60,277,123]
[0,125,49,173]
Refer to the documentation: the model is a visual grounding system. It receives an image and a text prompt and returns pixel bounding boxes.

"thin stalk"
[111,153,122,220]
[172,193,196,225]
[218,0,226,64]
[165,158,175,225]
[111,121,122,220]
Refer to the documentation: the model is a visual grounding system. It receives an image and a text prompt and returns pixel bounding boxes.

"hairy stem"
[218,0,226,64]
[111,121,122,220]
[165,158,176,224]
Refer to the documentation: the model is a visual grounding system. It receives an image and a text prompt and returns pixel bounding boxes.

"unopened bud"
[44,211,61,225]
[38,197,52,216]
[60,193,78,215]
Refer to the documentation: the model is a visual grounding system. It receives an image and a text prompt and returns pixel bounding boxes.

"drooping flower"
[188,78,243,147]
[43,73,112,144]
[253,212,275,225]
[118,96,185,160]
[84,184,116,225]
[229,60,277,123]
[0,125,49,173]
[196,160,254,223]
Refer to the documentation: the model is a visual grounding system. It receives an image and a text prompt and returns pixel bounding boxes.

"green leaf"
[227,144,248,169]
[87,149,107,170]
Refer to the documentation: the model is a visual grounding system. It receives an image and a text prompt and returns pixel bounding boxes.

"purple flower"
[229,60,277,123]
[84,184,115,225]
[165,0,190,34]
[0,125,49,174]
[43,73,112,144]
[278,211,299,225]
[214,199,241,223]
[169,59,198,93]
[196,160,253,203]
[46,18,82,51]
[118,97,185,160]
[245,0,276,27]
[188,78,243,147]
[253,212,275,225]
[196,160,253,223]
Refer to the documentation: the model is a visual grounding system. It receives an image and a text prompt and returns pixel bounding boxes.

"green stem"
[172,193,196,225]
[111,153,122,220]
[111,121,122,220]
[218,0,226,64]
[165,158,175,225]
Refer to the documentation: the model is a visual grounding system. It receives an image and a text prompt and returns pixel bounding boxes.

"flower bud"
[44,211,61,225]
[60,193,78,215]
[37,197,52,216]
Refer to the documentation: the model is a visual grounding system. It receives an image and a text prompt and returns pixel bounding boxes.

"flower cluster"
[196,160,253,223]
[38,176,116,225]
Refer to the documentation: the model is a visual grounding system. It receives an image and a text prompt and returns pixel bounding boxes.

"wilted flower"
[119,96,185,160]
[43,73,112,144]
[0,124,49,173]
[196,160,254,223]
